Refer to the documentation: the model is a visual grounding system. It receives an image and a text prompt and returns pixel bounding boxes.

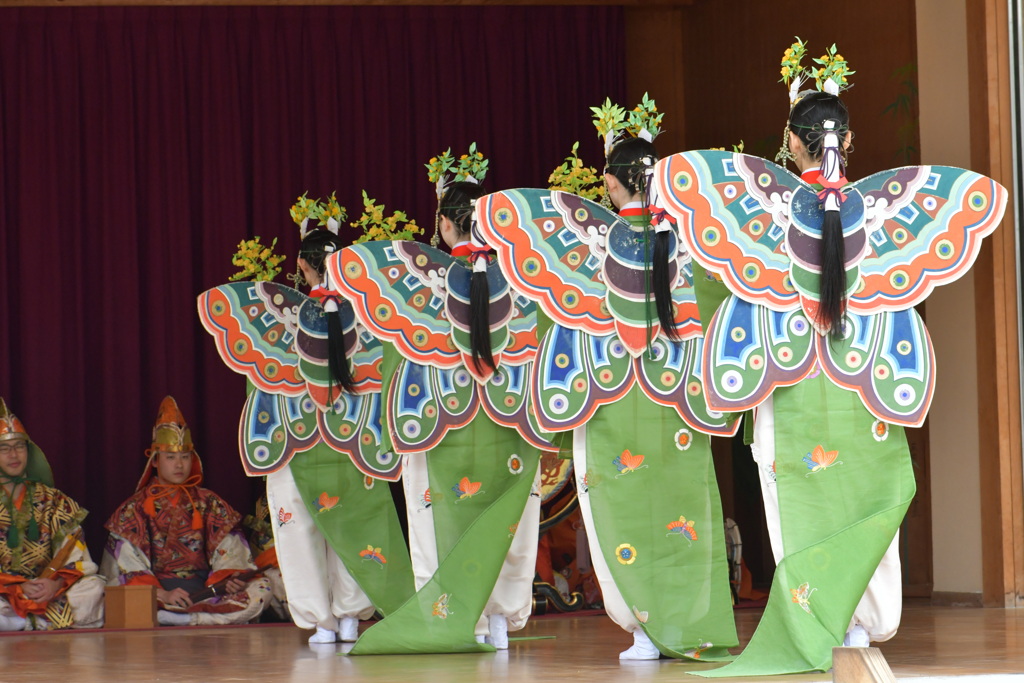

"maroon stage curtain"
[0,6,625,556]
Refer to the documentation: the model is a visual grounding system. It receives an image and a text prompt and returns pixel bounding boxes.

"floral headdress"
[593,93,664,210]
[548,141,604,201]
[591,93,663,157]
[229,236,286,282]
[349,190,422,244]
[287,192,346,287]
[425,143,489,247]
[776,38,855,163]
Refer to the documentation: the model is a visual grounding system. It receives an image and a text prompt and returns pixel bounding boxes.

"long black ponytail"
[440,181,493,374]
[299,230,357,395]
[606,138,678,340]
[789,91,851,338]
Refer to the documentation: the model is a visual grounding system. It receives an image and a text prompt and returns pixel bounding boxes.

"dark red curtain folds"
[0,6,626,555]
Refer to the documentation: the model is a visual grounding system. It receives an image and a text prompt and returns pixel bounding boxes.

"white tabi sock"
[844,623,870,648]
[308,626,337,644]
[0,614,27,631]
[338,616,359,642]
[619,629,660,660]
[157,610,192,626]
[487,614,509,650]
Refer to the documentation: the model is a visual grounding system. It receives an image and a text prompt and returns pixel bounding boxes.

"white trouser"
[751,396,902,642]
[266,465,374,631]
[573,426,639,633]
[401,451,541,634]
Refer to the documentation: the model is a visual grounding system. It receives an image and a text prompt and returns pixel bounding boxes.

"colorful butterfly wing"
[654,151,803,310]
[502,295,540,365]
[329,241,461,367]
[604,221,703,355]
[317,390,401,481]
[532,325,634,432]
[786,184,868,323]
[702,296,818,413]
[293,297,365,411]
[198,282,306,395]
[635,336,739,436]
[849,166,1007,312]
[476,188,615,335]
[444,258,513,382]
[479,361,554,450]
[386,360,480,453]
[238,389,321,476]
[349,325,384,393]
[816,308,935,426]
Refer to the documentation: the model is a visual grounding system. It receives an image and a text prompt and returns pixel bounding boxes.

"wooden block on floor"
[832,646,896,683]
[104,585,157,629]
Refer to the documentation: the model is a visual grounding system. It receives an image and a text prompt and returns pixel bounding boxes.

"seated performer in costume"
[102,396,271,626]
[0,398,105,631]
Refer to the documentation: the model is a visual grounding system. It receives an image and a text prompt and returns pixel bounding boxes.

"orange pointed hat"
[0,398,55,487]
[0,397,30,443]
[137,396,204,491]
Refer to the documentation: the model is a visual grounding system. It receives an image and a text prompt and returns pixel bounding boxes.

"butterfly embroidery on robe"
[432,593,452,619]
[683,640,714,659]
[277,507,293,527]
[314,492,340,513]
[613,449,647,477]
[451,477,483,501]
[802,445,842,475]
[198,282,401,482]
[508,522,519,538]
[419,488,432,511]
[359,545,387,566]
[631,606,649,624]
[653,151,1007,427]
[791,582,817,614]
[667,516,698,542]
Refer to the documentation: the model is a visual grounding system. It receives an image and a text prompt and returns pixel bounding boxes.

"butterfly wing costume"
[653,150,1006,675]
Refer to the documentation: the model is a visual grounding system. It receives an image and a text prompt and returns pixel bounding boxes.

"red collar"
[800,169,820,183]
[450,243,474,257]
[618,207,647,217]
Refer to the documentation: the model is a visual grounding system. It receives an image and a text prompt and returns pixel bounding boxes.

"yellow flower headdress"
[591,93,663,157]
[425,143,489,247]
[350,190,422,244]
[289,192,321,239]
[547,141,604,201]
[776,38,855,163]
[779,37,855,107]
[229,236,287,282]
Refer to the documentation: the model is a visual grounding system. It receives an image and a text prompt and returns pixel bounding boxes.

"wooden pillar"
[623,6,686,154]
[966,0,1024,607]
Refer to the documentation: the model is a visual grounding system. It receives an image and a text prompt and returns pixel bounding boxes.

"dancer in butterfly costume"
[327,147,547,653]
[197,221,413,642]
[475,98,739,661]
[651,40,1007,675]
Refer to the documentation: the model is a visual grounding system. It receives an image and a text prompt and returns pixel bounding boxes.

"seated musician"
[101,396,271,625]
[0,398,104,631]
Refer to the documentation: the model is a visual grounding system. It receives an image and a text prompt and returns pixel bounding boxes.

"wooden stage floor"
[1,603,1023,682]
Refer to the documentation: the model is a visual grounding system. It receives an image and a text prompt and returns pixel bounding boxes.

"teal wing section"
[635,337,739,436]
[817,309,934,427]
[702,296,817,413]
[239,389,320,476]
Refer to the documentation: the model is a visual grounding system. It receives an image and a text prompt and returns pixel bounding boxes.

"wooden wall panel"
[967,0,1024,608]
